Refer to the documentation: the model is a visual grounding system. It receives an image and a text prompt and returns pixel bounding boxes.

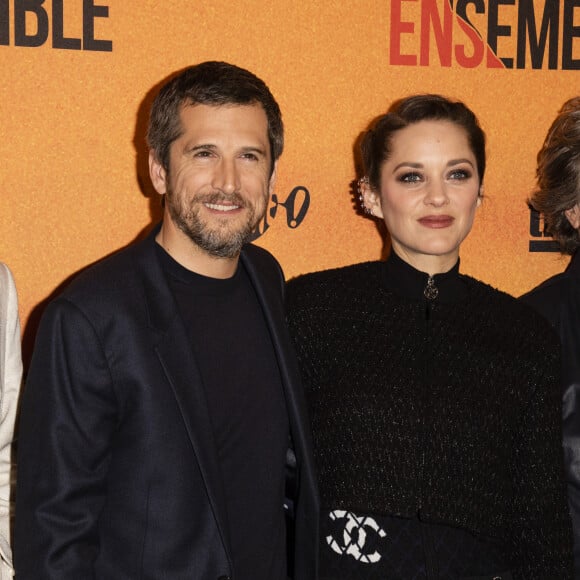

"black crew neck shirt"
[156,244,289,580]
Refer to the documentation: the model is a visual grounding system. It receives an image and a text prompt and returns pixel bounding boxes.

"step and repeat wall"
[1,1,578,358]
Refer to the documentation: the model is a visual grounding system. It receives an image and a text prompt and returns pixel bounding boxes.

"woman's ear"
[359,178,384,219]
[565,204,580,230]
[476,185,484,207]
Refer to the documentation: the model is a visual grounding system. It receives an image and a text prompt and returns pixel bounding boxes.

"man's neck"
[155,224,239,279]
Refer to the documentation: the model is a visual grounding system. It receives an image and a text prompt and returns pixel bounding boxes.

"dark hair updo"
[360,94,486,191]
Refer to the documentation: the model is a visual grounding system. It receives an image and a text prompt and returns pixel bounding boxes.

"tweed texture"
[286,258,573,579]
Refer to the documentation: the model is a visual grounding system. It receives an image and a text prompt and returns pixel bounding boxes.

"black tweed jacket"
[286,253,573,579]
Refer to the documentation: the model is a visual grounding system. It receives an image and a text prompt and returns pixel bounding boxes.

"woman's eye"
[449,169,471,180]
[399,172,422,183]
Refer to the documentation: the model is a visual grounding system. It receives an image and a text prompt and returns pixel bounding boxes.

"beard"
[165,188,265,259]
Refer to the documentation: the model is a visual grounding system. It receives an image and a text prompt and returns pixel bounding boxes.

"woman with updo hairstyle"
[286,94,573,579]
[521,96,580,578]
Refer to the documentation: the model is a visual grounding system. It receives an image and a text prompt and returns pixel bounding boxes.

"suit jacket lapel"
[242,247,320,575]
[134,230,233,565]
[240,248,314,456]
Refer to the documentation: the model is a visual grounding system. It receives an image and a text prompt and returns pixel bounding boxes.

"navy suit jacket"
[14,226,318,579]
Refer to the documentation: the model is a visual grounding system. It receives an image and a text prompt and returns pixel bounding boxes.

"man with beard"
[14,62,318,580]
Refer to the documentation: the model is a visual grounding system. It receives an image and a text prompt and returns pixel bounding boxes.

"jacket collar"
[381,251,468,304]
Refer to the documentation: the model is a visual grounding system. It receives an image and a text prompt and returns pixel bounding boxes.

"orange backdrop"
[0,1,578,360]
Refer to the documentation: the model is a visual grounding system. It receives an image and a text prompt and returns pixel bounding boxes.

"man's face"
[150,103,275,259]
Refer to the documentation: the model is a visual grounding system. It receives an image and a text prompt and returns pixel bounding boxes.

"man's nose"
[212,158,240,194]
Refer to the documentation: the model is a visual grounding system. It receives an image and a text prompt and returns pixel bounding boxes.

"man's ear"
[361,179,384,219]
[565,204,580,230]
[149,151,167,195]
[268,162,278,195]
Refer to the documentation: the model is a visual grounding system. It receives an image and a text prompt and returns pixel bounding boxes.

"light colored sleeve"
[0,263,23,577]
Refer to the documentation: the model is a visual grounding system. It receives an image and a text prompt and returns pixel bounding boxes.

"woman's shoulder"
[287,261,382,297]
[462,274,559,344]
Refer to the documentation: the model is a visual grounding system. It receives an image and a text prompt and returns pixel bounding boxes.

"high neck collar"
[381,251,468,303]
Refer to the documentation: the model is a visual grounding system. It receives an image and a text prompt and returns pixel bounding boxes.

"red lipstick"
[418,215,454,228]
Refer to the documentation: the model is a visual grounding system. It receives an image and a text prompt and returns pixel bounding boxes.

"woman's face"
[364,119,482,274]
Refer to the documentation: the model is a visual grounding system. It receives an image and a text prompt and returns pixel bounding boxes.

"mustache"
[194,191,246,207]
